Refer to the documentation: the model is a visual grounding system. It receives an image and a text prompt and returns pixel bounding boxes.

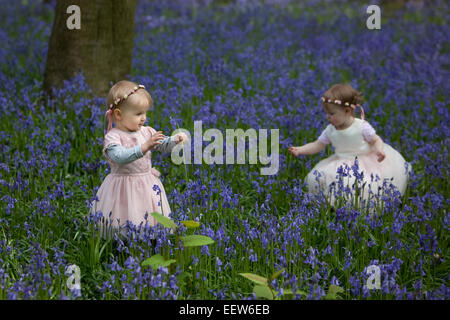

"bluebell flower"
[215,257,223,272]
[153,184,161,196]
[248,249,258,262]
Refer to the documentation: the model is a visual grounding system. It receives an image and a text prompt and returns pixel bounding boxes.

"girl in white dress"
[288,83,410,204]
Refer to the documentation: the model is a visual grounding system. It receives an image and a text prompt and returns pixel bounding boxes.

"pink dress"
[306,118,410,202]
[90,126,171,231]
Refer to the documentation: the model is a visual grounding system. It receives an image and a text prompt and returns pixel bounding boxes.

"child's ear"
[113,108,122,120]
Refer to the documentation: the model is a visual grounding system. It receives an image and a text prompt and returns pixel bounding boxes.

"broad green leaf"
[282,289,293,296]
[328,284,344,295]
[239,273,268,286]
[270,268,285,281]
[162,259,177,267]
[142,254,164,267]
[151,212,177,229]
[325,293,336,300]
[181,235,214,247]
[253,285,274,300]
[142,254,176,269]
[181,220,201,229]
[325,284,344,300]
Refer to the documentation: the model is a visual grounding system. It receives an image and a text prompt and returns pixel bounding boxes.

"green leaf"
[328,284,344,295]
[162,259,177,267]
[142,254,176,269]
[325,284,345,300]
[181,220,201,229]
[270,268,285,281]
[282,289,293,296]
[253,285,274,300]
[239,273,268,286]
[181,235,214,247]
[151,212,177,229]
[282,288,308,297]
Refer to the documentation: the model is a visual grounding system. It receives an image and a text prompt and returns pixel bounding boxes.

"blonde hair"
[106,80,153,121]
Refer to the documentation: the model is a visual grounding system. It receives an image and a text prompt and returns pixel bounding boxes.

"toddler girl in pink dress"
[90,80,187,236]
[288,83,410,203]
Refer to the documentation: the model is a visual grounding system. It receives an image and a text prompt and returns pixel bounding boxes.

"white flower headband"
[108,84,147,109]
[321,97,365,120]
[321,97,359,108]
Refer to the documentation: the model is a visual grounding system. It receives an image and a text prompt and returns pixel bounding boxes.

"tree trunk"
[43,0,137,97]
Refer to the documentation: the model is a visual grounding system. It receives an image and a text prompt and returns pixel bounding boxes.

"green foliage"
[181,235,215,248]
[181,220,201,229]
[151,212,177,230]
[239,273,268,286]
[142,254,176,270]
[325,284,345,300]
[239,269,303,299]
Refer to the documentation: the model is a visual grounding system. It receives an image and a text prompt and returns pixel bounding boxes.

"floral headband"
[108,84,147,109]
[321,97,365,120]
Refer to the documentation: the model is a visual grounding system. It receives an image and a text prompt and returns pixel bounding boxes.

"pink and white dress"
[90,126,172,231]
[306,118,410,201]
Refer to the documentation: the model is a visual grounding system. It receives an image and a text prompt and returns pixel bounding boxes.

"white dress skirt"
[306,118,410,204]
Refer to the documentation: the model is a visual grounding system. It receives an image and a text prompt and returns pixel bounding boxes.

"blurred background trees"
[43,0,136,97]
[42,0,431,98]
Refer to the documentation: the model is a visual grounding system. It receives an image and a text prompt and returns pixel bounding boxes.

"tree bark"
[43,0,137,97]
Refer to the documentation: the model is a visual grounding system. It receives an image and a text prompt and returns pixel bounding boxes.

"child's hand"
[288,146,301,157]
[376,150,386,162]
[148,131,165,149]
[176,132,189,144]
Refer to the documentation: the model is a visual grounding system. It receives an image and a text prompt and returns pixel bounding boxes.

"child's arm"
[142,131,187,155]
[106,144,144,165]
[362,121,385,162]
[150,133,188,154]
[152,135,177,154]
[288,140,327,157]
[368,134,386,162]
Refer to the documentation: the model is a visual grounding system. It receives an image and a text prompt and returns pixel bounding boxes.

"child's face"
[115,97,151,132]
[323,103,352,128]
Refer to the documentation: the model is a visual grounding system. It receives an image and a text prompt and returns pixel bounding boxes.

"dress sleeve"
[106,144,144,165]
[317,128,331,145]
[103,130,122,162]
[362,121,377,143]
[153,135,178,154]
